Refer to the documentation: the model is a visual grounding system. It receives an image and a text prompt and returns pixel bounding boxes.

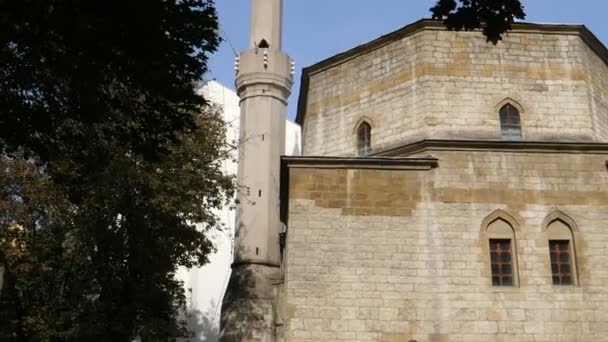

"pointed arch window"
[356,122,372,156]
[499,103,522,141]
[544,212,579,286]
[482,210,520,287]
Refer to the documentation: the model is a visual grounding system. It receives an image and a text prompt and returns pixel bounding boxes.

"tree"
[431,0,526,44]
[0,0,234,340]
[0,153,78,341]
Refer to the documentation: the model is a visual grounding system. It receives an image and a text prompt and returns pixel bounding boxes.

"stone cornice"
[373,139,608,157]
[280,141,608,224]
[282,155,439,170]
[296,19,608,126]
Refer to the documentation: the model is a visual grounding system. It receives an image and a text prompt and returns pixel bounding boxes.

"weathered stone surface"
[260,19,608,342]
[221,264,283,342]
[284,150,608,341]
[221,0,293,341]
[298,22,608,156]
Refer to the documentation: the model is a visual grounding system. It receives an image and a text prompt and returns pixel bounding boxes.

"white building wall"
[177,80,300,342]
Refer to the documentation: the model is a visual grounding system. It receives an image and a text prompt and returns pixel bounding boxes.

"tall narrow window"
[499,103,522,141]
[545,212,579,286]
[482,210,520,287]
[549,240,573,285]
[357,122,371,156]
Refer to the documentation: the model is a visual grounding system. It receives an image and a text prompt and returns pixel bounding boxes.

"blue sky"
[207,1,608,121]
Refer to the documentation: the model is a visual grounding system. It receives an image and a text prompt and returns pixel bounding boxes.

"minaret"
[220,0,293,341]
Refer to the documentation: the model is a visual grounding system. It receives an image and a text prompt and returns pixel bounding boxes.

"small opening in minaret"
[258,190,262,197]
[258,39,270,49]
[256,247,259,255]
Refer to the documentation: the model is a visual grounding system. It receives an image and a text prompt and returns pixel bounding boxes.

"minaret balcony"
[236,48,293,102]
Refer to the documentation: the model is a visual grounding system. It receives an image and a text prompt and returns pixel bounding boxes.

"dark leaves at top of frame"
[430,0,526,44]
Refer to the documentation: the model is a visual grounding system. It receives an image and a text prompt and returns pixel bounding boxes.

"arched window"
[499,103,522,141]
[356,122,371,156]
[481,210,520,287]
[544,211,579,286]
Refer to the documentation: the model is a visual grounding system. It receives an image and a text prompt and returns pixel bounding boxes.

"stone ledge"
[373,139,608,157]
[282,156,439,171]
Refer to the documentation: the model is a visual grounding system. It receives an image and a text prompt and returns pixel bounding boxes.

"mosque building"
[220,1,608,341]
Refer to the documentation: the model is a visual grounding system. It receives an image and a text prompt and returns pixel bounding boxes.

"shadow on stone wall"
[185,304,220,342]
[219,264,272,342]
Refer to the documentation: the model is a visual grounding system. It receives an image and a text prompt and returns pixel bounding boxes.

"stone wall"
[299,23,608,156]
[283,149,608,341]
[582,35,608,142]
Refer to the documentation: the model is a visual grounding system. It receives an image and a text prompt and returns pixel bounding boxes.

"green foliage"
[431,0,526,44]
[0,154,79,341]
[0,0,234,340]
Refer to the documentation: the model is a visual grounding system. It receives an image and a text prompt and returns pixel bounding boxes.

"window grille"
[499,104,522,141]
[549,240,573,285]
[490,239,514,286]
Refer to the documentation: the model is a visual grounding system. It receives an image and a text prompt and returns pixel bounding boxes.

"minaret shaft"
[234,93,286,265]
[250,0,283,50]
[234,0,292,268]
[220,0,292,341]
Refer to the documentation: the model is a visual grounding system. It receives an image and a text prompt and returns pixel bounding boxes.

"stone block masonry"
[283,149,608,341]
[298,21,608,157]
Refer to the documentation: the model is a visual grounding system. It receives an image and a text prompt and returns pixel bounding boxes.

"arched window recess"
[354,118,373,156]
[481,210,521,287]
[497,99,523,141]
[543,210,580,286]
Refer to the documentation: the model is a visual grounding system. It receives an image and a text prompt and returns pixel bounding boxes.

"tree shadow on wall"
[185,303,220,342]
[219,236,269,342]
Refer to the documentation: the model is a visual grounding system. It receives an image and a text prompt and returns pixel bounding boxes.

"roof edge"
[296,19,608,126]
[373,139,608,157]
